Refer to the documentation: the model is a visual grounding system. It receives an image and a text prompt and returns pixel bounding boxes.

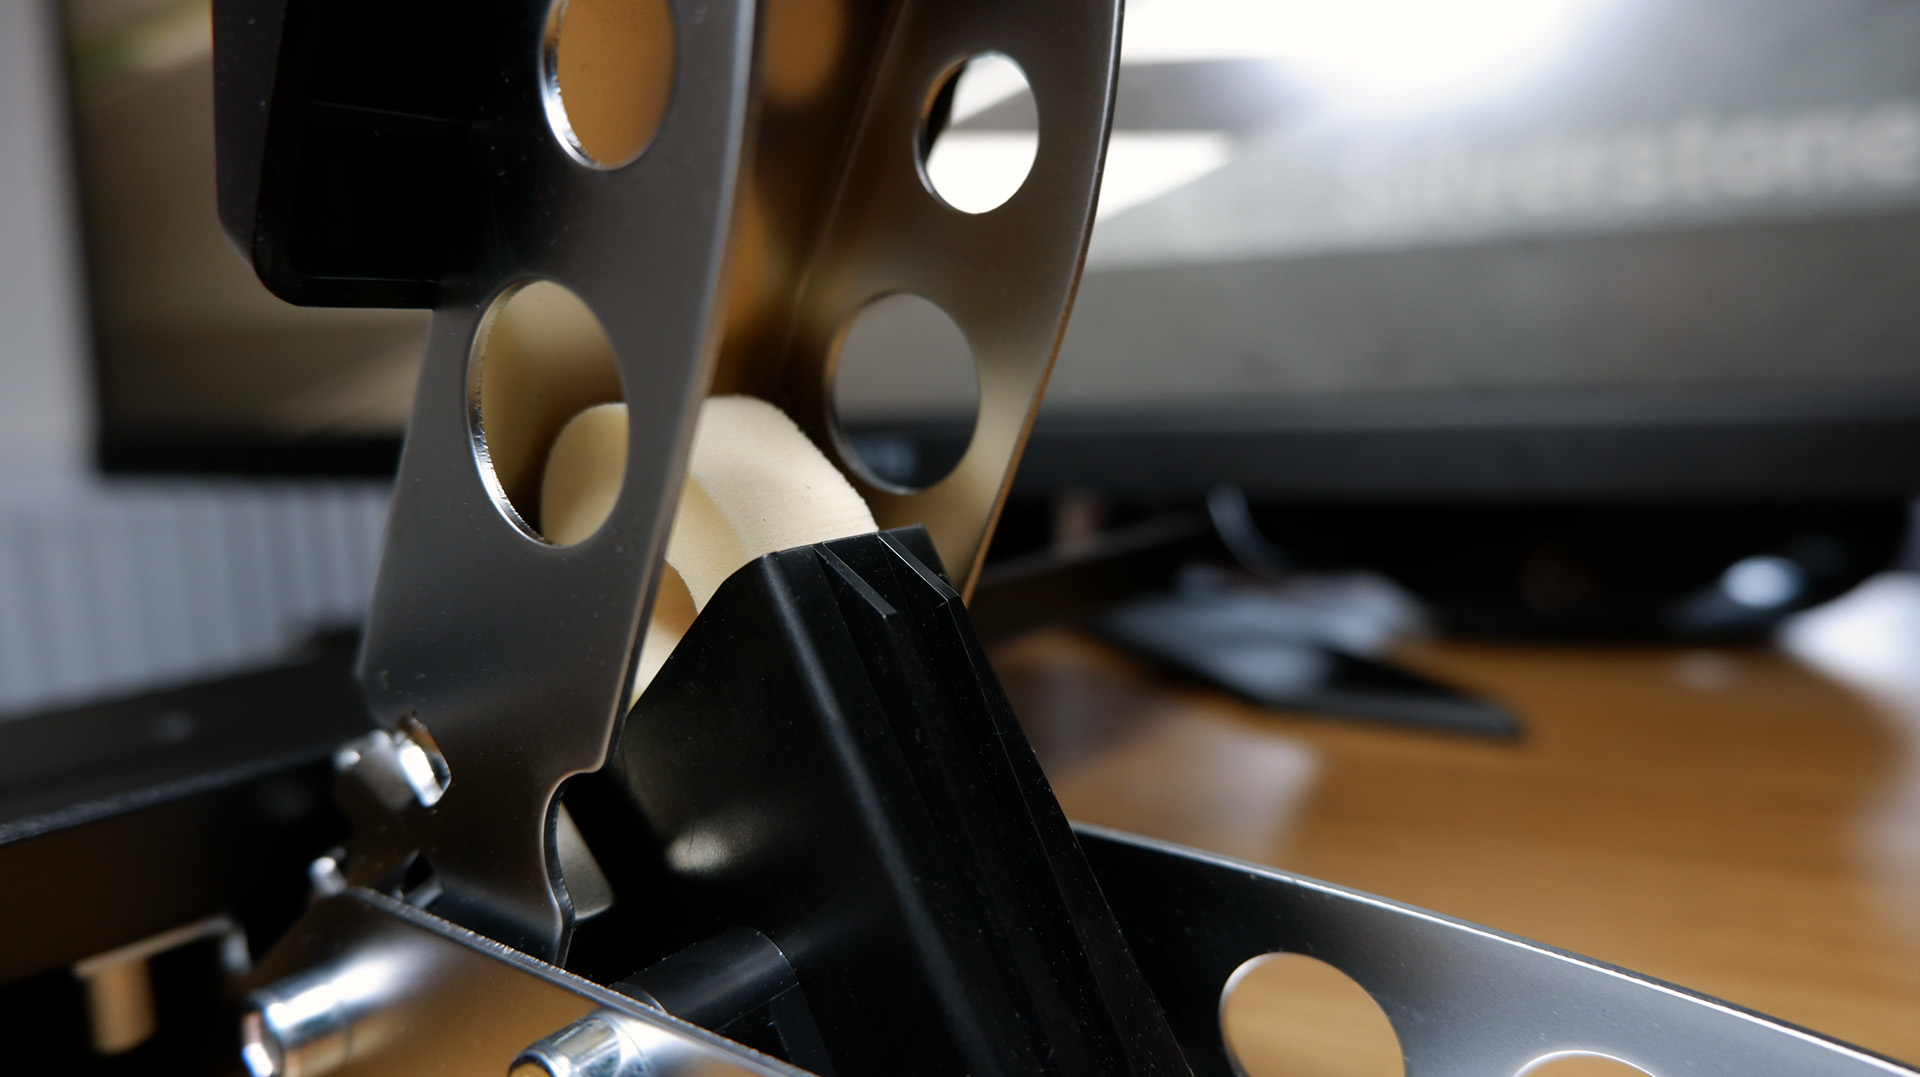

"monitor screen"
[844,0,1920,497]
[62,0,1920,495]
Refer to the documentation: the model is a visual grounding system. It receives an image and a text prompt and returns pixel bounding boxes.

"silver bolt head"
[512,1012,650,1077]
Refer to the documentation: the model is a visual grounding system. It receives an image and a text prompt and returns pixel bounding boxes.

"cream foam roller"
[541,394,877,697]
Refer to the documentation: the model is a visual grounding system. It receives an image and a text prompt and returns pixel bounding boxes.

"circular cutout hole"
[1221,953,1404,1077]
[544,0,675,167]
[830,293,978,490]
[472,281,625,542]
[1520,1055,1657,1077]
[920,51,1037,213]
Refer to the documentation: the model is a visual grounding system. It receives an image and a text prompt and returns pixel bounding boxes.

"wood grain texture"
[993,629,1920,1072]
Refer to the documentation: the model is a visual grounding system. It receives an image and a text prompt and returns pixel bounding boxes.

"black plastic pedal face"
[213,0,507,306]
[606,528,1188,1077]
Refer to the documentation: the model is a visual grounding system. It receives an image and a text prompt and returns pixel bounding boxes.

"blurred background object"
[889,0,1920,646]
[66,0,427,470]
[879,0,1920,487]
[5,0,1920,703]
[0,0,389,719]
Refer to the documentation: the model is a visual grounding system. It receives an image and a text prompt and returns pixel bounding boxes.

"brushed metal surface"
[1077,825,1920,1077]
[245,890,799,1077]
[348,0,1122,961]
[350,0,758,958]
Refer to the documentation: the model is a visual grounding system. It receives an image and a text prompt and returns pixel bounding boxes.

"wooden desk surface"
[992,623,1920,1073]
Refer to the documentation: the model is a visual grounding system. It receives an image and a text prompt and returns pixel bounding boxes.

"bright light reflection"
[947,52,1030,125]
[1782,573,1920,946]
[924,132,1039,213]
[1097,133,1235,219]
[1783,573,1920,698]
[928,0,1603,218]
[924,132,1233,220]
[1723,555,1804,609]
[1123,0,1601,109]
[240,1012,278,1077]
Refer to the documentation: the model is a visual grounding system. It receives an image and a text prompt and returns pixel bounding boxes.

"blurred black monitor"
[65,0,1920,492]
[56,0,1920,636]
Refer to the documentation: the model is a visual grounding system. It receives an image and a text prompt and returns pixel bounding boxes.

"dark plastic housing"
[597,528,1190,1077]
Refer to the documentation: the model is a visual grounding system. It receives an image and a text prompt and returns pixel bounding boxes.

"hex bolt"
[307,850,348,899]
[511,1011,653,1077]
[239,968,355,1077]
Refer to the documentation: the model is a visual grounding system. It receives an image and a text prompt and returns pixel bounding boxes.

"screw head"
[240,1009,283,1077]
[511,1012,650,1077]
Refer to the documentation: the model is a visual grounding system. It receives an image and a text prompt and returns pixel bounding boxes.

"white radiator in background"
[0,481,390,719]
[0,9,393,720]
